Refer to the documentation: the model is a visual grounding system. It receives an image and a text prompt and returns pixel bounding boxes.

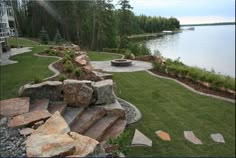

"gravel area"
[0,117,26,157]
[118,99,137,124]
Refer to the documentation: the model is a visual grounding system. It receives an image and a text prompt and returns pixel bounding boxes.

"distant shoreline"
[181,22,235,27]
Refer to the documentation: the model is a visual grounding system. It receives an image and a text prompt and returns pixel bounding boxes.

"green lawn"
[0,46,57,100]
[87,51,122,61]
[113,71,235,157]
[8,37,39,47]
[0,46,235,156]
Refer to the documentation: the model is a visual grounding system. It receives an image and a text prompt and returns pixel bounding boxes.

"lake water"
[145,25,235,77]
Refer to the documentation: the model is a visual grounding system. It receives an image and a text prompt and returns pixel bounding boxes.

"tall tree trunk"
[91,7,96,49]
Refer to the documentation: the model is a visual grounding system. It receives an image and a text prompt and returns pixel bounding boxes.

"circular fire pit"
[111,59,132,67]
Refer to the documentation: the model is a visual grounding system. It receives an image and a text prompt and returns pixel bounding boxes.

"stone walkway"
[91,60,152,72]
[0,47,32,66]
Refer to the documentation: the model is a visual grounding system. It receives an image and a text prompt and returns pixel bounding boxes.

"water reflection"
[145,25,235,77]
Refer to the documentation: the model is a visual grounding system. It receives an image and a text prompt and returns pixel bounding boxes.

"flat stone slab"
[0,97,30,117]
[210,133,225,143]
[30,99,49,112]
[91,60,152,72]
[68,132,99,157]
[184,131,203,144]
[62,107,85,126]
[33,111,70,135]
[155,130,171,141]
[131,129,152,147]
[8,110,51,128]
[26,133,75,157]
[48,102,67,114]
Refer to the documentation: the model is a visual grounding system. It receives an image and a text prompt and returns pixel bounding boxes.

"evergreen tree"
[53,29,64,44]
[38,26,49,44]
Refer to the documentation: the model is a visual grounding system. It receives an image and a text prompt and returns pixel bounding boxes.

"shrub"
[124,49,131,59]
[74,67,81,77]
[33,76,43,84]
[63,54,72,63]
[64,60,74,73]
[58,74,67,82]
[107,131,131,157]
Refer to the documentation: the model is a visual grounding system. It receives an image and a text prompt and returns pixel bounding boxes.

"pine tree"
[38,26,49,44]
[53,29,64,44]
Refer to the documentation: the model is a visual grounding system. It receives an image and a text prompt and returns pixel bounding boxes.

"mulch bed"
[150,69,235,100]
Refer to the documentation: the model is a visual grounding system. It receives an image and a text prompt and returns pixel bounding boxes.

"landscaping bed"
[150,69,235,100]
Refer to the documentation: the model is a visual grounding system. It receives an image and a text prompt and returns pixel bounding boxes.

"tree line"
[8,0,180,50]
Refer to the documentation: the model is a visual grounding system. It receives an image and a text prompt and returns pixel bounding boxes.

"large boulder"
[63,80,93,107]
[92,79,116,105]
[26,112,75,157]
[19,81,63,101]
[0,97,30,117]
[26,133,75,157]
[75,54,90,66]
[68,132,99,157]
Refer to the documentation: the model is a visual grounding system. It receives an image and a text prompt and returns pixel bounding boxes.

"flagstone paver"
[210,133,225,143]
[0,97,30,117]
[184,131,203,144]
[131,129,152,147]
[155,130,171,141]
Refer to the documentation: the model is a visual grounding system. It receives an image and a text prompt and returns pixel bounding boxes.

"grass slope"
[87,51,122,61]
[0,46,57,100]
[113,71,235,157]
[8,37,39,47]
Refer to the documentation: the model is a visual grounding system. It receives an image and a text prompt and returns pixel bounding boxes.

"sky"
[113,0,235,24]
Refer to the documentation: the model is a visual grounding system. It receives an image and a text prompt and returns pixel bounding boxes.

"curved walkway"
[146,70,235,103]
[91,60,152,72]
[0,47,32,66]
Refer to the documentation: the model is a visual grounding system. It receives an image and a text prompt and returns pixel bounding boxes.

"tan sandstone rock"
[0,97,30,117]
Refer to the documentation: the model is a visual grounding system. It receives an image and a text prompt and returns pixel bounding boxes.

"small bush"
[64,60,74,73]
[33,76,43,84]
[58,74,67,82]
[63,54,72,63]
[74,67,81,77]
[124,49,131,59]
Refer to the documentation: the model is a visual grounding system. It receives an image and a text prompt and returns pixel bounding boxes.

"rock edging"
[117,97,142,124]
[146,70,235,103]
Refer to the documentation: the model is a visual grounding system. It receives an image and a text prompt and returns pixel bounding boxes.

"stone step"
[48,102,67,115]
[100,119,127,142]
[83,115,119,141]
[70,107,106,134]
[30,99,49,112]
[62,107,85,126]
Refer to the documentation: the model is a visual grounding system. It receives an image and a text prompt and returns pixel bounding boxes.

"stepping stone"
[184,131,203,144]
[8,110,51,128]
[71,107,106,134]
[30,99,49,112]
[62,107,85,126]
[84,115,119,141]
[0,97,30,117]
[96,100,125,119]
[100,119,127,142]
[155,130,171,141]
[210,133,225,143]
[131,129,152,147]
[48,102,67,114]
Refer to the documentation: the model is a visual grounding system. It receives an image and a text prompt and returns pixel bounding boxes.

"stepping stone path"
[0,97,30,117]
[131,129,152,147]
[155,130,171,141]
[210,133,225,143]
[184,131,203,144]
